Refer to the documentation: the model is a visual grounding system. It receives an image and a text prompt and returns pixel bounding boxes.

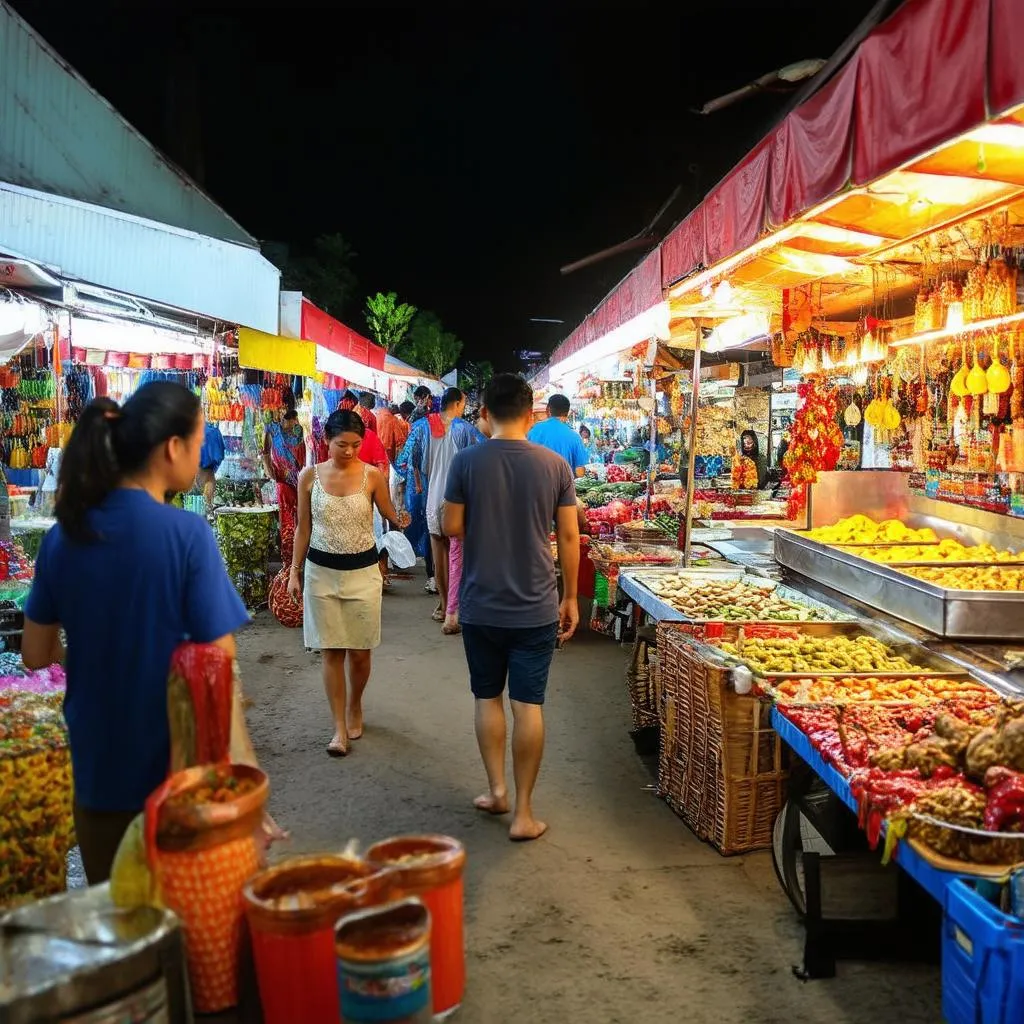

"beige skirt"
[303,561,382,651]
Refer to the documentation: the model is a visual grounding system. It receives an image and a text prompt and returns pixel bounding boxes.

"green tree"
[281,233,358,317]
[459,360,494,403]
[404,311,463,378]
[364,292,418,353]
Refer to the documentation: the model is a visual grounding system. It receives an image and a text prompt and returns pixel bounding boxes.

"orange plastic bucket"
[152,763,267,1015]
[243,854,394,1024]
[366,835,466,1016]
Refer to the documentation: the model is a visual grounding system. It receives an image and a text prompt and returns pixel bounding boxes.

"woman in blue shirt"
[22,382,255,883]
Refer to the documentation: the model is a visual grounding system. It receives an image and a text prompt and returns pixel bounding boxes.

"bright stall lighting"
[70,315,209,355]
[548,301,670,380]
[704,310,771,353]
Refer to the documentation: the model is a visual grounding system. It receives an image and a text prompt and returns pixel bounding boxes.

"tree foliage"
[281,233,358,317]
[459,360,494,403]
[403,311,463,378]
[364,292,418,353]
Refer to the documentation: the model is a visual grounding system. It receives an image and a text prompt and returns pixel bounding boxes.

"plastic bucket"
[366,835,465,1016]
[243,854,394,1024]
[336,898,432,1023]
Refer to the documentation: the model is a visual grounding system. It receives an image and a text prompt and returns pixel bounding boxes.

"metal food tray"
[619,569,855,625]
[774,528,1024,640]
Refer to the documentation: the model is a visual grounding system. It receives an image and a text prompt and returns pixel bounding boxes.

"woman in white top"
[289,410,410,756]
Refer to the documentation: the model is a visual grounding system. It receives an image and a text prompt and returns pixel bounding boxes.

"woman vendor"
[738,429,768,489]
[21,382,269,883]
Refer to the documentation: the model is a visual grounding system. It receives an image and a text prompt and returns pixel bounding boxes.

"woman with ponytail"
[21,381,256,883]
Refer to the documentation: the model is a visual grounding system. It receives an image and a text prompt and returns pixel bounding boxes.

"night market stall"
[541,0,1024,1018]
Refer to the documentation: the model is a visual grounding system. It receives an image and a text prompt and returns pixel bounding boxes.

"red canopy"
[301,298,386,371]
[661,0,1024,289]
[549,247,662,366]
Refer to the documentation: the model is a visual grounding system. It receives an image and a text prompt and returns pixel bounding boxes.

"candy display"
[0,683,74,906]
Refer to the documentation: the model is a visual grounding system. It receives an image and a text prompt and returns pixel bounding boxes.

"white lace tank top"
[310,464,376,554]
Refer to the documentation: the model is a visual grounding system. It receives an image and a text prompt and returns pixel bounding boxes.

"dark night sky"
[12,1,875,367]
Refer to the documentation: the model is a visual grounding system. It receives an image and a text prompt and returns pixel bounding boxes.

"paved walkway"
[239,583,940,1024]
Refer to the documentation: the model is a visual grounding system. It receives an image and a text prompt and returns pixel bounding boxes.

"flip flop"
[431,608,445,622]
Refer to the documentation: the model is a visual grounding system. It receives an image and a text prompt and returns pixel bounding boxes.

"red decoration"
[783,380,843,517]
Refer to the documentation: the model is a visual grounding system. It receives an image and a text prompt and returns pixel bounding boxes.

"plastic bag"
[380,530,416,569]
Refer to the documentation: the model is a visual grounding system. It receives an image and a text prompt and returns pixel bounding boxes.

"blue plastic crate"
[943,879,1024,1024]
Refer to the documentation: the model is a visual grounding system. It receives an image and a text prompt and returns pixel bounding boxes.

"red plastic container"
[366,835,466,1017]
[243,854,394,1024]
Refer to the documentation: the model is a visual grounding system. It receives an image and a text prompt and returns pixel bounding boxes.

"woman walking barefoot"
[289,410,410,756]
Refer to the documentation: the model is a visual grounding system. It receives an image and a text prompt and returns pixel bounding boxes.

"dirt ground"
[235,581,941,1024]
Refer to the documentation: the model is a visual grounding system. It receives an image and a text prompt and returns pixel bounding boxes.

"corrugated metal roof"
[0,2,256,246]
[0,182,280,332]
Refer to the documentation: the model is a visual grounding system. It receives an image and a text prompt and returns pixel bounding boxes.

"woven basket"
[656,622,787,855]
[626,629,658,731]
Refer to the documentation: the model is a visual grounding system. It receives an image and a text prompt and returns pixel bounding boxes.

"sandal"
[431,607,445,622]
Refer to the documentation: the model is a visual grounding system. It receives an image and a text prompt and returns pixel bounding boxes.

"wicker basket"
[626,628,658,731]
[656,622,787,855]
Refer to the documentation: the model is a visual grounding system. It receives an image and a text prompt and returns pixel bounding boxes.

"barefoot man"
[442,373,580,841]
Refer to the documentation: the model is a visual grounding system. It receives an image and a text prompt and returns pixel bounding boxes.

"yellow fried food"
[805,515,938,546]
[845,540,1022,564]
[902,566,1024,591]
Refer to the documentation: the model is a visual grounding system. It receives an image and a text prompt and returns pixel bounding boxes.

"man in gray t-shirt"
[443,373,580,843]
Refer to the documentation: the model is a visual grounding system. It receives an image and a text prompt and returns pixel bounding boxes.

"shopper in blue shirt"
[22,382,254,884]
[527,394,590,477]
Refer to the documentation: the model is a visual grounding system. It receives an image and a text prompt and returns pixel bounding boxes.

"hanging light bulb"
[713,280,733,308]
[852,364,869,386]
[801,346,820,376]
[821,346,834,371]
[845,339,861,367]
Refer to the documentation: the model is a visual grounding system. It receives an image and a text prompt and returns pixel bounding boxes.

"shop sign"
[744,366,783,388]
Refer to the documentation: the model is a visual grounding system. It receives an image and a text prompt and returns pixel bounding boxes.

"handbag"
[268,567,303,628]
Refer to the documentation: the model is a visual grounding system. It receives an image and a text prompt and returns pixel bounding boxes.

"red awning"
[549,247,662,366]
[661,0,1024,288]
[300,298,386,371]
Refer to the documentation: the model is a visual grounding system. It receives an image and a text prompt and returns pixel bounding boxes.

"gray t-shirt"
[445,439,576,628]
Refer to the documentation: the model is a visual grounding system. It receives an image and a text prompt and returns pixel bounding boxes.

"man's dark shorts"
[461,623,558,705]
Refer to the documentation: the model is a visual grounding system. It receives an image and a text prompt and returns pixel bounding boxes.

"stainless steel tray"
[774,528,1024,639]
[620,568,854,624]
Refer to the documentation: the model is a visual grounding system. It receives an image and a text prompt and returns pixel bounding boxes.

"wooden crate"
[656,621,787,855]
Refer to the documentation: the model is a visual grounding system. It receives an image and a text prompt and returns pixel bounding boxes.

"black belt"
[306,546,380,571]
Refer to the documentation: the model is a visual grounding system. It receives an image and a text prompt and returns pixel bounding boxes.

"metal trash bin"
[0,883,191,1024]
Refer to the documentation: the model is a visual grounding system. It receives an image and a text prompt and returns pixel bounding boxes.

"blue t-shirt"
[26,489,250,812]
[444,440,576,628]
[527,418,590,473]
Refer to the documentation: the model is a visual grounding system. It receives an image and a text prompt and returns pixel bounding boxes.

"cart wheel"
[771,799,834,917]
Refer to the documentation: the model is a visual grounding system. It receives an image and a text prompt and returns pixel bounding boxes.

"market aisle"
[239,589,940,1024]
